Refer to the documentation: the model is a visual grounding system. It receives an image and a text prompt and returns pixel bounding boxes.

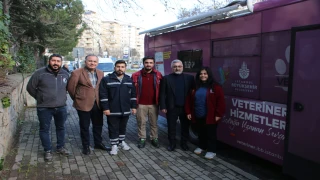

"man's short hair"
[142,56,155,63]
[85,54,98,61]
[49,54,62,61]
[115,60,127,67]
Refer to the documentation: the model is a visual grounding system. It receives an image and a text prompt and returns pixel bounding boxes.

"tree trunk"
[2,0,11,15]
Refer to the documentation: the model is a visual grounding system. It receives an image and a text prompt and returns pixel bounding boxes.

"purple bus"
[140,0,320,179]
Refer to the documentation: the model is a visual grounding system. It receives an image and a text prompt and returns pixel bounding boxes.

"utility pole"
[77,50,80,69]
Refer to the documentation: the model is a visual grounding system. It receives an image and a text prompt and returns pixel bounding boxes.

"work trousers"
[107,116,129,146]
[136,104,159,139]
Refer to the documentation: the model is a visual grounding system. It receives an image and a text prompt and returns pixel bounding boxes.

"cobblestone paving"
[4,97,260,180]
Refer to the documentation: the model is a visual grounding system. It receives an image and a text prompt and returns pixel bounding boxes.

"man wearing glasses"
[159,59,195,151]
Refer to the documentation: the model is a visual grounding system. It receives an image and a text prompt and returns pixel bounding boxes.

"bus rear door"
[284,24,320,180]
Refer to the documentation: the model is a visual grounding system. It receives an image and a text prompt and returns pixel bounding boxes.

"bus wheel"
[189,125,199,144]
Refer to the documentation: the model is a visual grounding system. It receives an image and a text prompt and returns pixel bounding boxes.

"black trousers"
[196,117,218,152]
[77,102,103,147]
[107,116,129,145]
[166,106,189,145]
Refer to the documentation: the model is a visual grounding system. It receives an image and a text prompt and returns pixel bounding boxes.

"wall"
[0,74,35,158]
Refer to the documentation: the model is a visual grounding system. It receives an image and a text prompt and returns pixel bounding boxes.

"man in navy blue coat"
[99,60,137,155]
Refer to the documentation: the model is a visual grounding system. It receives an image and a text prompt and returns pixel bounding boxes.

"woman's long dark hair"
[195,67,218,89]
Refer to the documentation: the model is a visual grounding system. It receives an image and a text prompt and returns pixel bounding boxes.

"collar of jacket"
[141,68,155,76]
[110,72,129,79]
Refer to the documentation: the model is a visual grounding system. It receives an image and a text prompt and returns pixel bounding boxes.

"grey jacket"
[27,66,69,107]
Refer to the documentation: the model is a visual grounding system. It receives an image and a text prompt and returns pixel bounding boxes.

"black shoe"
[44,151,53,161]
[82,146,91,155]
[94,143,111,151]
[138,139,146,148]
[151,138,160,148]
[180,143,189,151]
[167,144,176,151]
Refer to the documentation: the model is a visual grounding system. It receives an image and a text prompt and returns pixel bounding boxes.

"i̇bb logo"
[239,62,250,79]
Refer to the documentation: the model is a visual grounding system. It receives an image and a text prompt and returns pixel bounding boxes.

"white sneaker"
[204,152,216,159]
[194,147,203,155]
[119,141,130,150]
[110,145,118,155]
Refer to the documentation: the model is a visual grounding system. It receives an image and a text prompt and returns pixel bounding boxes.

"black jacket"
[159,73,195,110]
[62,66,70,74]
[99,72,137,116]
[26,66,69,107]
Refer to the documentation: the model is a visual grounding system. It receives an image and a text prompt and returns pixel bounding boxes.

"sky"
[81,0,214,30]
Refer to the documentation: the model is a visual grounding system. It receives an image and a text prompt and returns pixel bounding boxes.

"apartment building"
[76,10,144,61]
[119,24,144,62]
[76,10,103,56]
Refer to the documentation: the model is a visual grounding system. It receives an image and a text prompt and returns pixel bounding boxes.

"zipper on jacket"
[118,77,123,115]
[55,77,58,107]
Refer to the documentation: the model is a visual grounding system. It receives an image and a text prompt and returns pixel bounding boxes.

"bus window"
[177,49,203,72]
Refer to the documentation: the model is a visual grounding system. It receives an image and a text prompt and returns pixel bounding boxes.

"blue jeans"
[37,106,67,151]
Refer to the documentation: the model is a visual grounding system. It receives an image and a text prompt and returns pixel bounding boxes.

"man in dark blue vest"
[99,60,137,155]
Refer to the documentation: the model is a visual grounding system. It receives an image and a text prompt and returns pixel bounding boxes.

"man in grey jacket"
[27,54,70,161]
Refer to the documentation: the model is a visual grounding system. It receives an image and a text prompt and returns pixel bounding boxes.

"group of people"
[26,53,226,161]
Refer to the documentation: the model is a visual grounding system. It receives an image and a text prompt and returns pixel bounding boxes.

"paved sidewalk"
[4,97,259,180]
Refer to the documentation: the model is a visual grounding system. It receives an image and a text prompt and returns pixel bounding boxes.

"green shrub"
[16,45,36,73]
[1,96,10,108]
[0,3,15,79]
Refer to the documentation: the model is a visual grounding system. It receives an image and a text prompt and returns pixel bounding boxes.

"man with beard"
[67,55,110,155]
[131,57,163,148]
[99,60,137,155]
[159,59,195,151]
[27,54,70,161]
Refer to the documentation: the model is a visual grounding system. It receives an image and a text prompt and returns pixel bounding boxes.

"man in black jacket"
[160,59,195,151]
[62,64,71,74]
[27,54,70,161]
[99,60,137,155]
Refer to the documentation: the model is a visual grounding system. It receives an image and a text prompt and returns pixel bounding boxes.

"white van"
[97,58,114,76]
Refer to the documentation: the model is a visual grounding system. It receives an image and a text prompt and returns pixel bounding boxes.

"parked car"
[97,58,114,76]
[131,62,140,69]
